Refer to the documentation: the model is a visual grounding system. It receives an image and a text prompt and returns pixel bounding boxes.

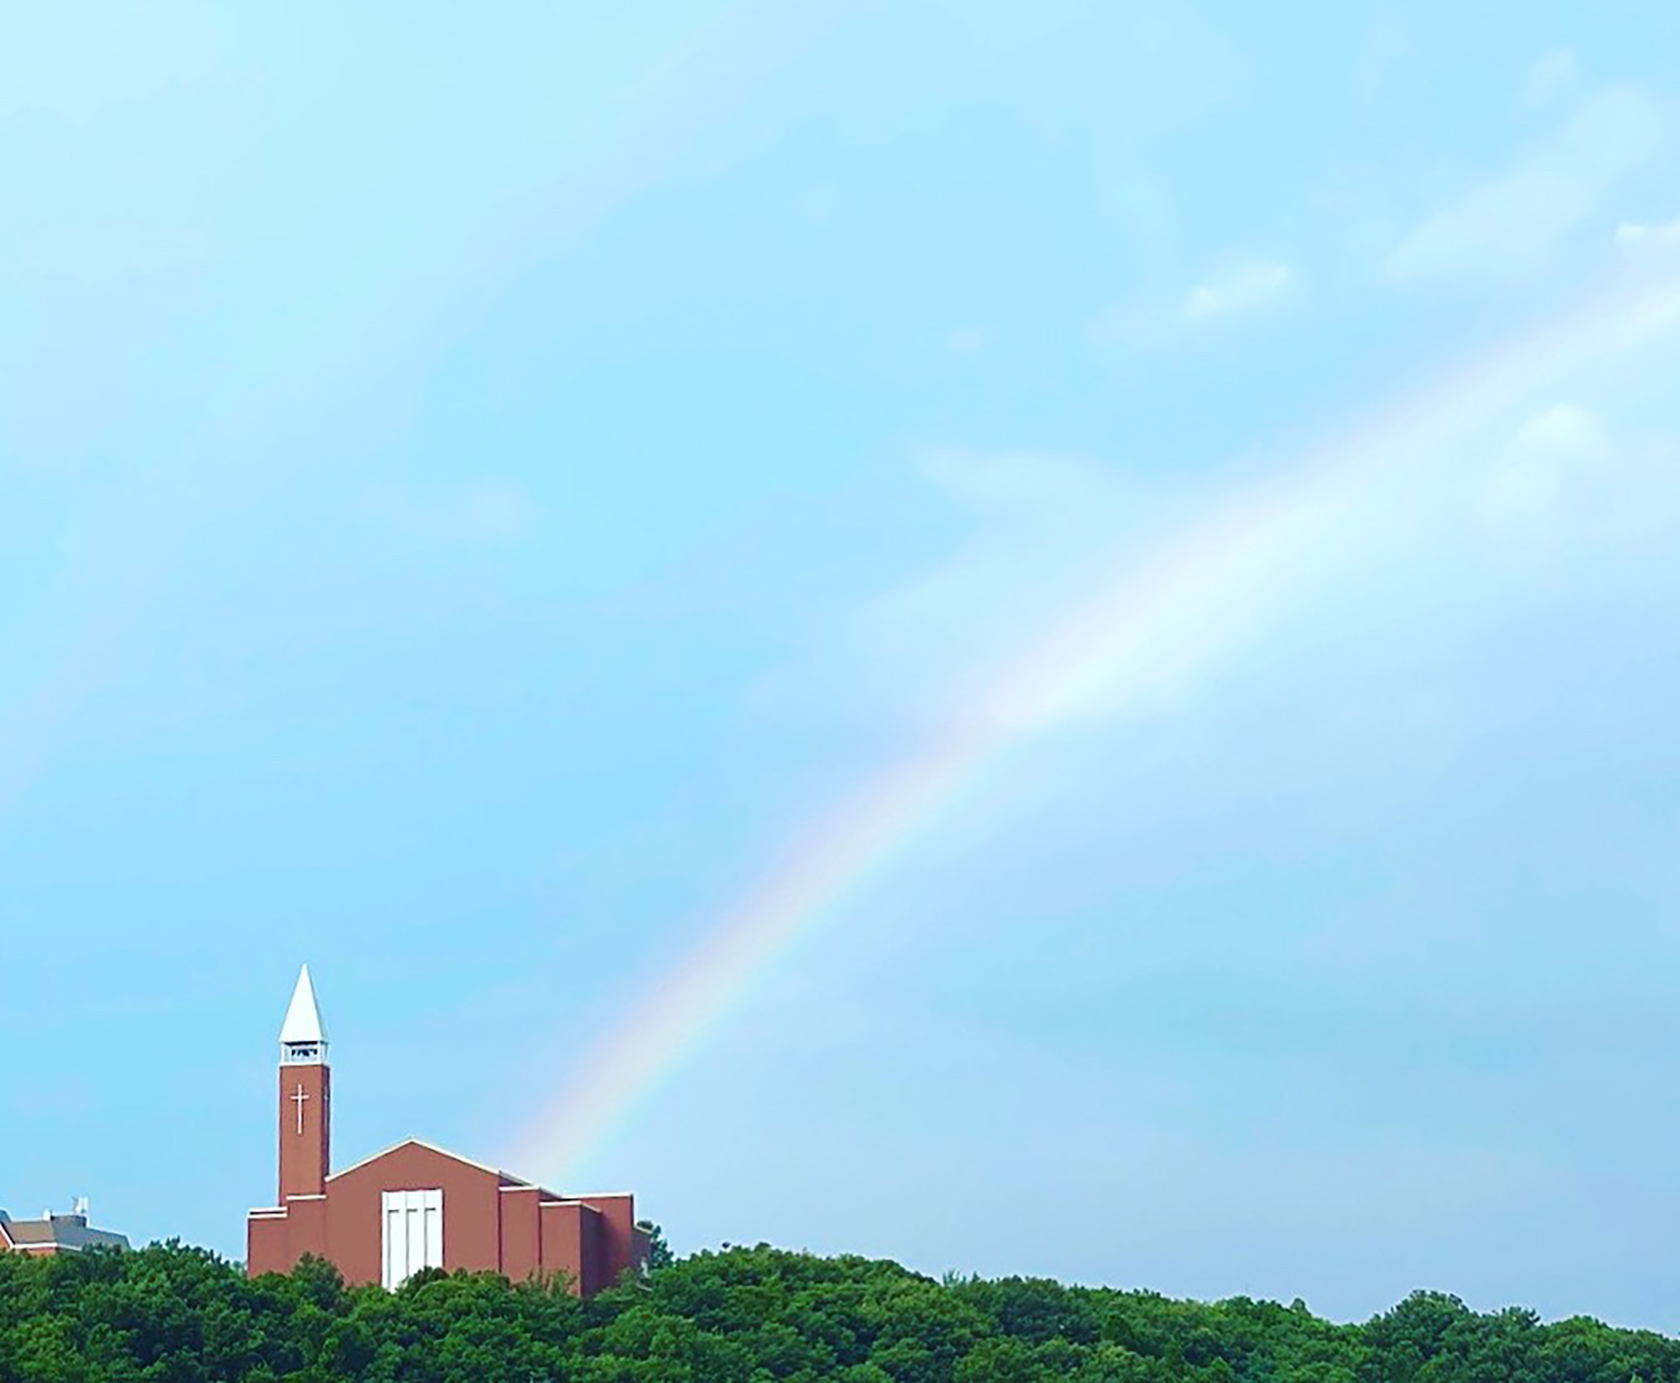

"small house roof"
[0,1212,128,1252]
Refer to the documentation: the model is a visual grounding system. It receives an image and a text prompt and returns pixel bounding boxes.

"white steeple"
[279,964,329,1064]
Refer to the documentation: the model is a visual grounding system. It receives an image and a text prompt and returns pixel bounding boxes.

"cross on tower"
[292,1082,310,1135]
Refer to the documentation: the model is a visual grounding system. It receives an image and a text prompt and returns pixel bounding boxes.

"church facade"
[247,967,647,1295]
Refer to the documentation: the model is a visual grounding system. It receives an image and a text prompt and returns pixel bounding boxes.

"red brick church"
[247,967,647,1294]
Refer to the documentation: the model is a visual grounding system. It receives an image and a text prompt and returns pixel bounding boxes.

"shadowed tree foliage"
[1,1240,1677,1381]
[637,1220,675,1273]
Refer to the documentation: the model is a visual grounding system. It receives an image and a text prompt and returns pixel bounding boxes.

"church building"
[247,967,647,1295]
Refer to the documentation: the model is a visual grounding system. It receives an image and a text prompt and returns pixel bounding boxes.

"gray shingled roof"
[0,1210,129,1251]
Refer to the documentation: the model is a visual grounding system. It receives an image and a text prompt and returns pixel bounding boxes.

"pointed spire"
[279,964,329,1061]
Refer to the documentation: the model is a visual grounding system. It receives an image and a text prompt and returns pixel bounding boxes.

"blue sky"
[5,0,1680,1328]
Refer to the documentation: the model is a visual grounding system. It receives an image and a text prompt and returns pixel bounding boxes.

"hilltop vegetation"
[1,1240,1675,1381]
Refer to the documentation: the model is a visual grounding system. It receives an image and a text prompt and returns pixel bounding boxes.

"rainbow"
[510,260,1680,1184]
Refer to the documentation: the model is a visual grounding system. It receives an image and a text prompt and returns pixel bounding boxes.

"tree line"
[1,1238,1675,1381]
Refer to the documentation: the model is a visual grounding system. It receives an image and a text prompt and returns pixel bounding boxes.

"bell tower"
[277,965,331,1201]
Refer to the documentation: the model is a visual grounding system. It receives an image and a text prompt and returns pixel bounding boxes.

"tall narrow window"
[380,1189,442,1289]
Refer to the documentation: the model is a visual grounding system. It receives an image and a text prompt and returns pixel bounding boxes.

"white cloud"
[1184,260,1295,320]
[1614,216,1680,249]
[767,258,1680,745]
[1498,404,1612,534]
[746,450,1183,734]
[1387,86,1663,281]
[1500,402,1680,550]
[1514,402,1610,458]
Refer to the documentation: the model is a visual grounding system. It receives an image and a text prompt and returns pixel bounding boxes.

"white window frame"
[380,1188,443,1290]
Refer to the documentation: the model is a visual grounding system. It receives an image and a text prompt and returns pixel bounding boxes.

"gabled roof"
[279,965,328,1046]
[326,1137,551,1195]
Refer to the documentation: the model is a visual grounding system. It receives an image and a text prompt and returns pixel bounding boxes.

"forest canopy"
[1,1239,1676,1382]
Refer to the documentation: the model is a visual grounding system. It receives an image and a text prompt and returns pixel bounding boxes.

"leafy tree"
[638,1220,676,1273]
[3,1239,1680,1381]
